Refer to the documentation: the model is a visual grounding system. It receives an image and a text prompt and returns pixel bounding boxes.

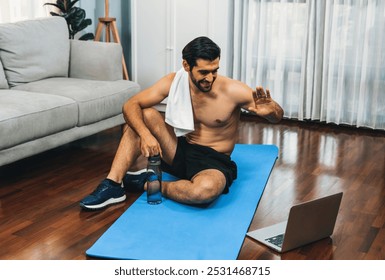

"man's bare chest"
[191,95,238,127]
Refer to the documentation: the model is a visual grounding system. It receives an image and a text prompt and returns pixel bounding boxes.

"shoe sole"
[126,168,147,175]
[79,195,126,211]
[124,169,148,192]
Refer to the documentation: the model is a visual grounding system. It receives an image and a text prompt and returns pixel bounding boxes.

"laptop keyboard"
[265,234,285,247]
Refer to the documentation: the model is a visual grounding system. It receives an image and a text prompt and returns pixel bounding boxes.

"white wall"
[79,0,132,78]
[131,0,232,89]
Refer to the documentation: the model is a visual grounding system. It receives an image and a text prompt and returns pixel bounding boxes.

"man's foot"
[123,169,147,192]
[79,179,126,210]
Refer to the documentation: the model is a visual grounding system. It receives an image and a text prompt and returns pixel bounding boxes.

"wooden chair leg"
[94,22,104,41]
[111,21,120,43]
[94,19,129,80]
[105,24,111,42]
[110,22,129,80]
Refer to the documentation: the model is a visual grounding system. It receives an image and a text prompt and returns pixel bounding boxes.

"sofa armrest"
[69,40,123,81]
[0,59,9,89]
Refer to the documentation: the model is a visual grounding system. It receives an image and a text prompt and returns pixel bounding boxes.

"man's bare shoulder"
[216,75,253,100]
[146,72,177,96]
[165,72,177,81]
[155,72,176,88]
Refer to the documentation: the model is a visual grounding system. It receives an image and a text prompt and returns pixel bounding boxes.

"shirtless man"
[80,36,283,210]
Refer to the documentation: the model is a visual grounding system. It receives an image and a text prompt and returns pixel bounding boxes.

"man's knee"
[190,172,226,204]
[191,182,224,204]
[142,108,171,138]
[142,108,164,125]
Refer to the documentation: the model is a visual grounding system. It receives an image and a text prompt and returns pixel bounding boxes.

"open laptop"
[246,192,343,253]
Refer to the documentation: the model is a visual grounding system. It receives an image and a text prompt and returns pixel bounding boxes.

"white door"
[131,0,231,91]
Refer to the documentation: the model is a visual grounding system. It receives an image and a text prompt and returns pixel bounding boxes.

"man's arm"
[122,73,175,156]
[231,79,284,123]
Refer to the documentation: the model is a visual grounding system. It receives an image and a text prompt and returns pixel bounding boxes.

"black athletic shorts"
[161,137,238,194]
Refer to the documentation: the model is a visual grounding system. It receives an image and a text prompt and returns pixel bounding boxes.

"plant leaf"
[44,0,93,40]
[68,0,80,10]
[79,33,95,41]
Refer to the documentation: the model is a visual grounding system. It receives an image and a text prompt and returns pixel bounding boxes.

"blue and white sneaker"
[79,179,126,210]
[123,169,148,192]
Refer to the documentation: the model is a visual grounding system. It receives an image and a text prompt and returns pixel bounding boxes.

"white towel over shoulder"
[165,68,194,137]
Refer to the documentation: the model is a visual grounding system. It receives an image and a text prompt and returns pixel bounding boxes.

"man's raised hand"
[248,86,283,123]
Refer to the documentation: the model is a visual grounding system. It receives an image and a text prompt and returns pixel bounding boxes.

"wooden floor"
[0,115,384,260]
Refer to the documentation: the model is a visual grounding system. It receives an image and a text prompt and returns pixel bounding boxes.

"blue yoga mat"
[86,144,278,260]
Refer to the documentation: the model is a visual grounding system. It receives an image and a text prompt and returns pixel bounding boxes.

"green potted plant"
[44,0,94,40]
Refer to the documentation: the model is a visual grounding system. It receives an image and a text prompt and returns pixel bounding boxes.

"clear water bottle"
[147,155,162,204]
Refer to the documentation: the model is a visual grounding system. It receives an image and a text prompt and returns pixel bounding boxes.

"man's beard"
[189,72,215,92]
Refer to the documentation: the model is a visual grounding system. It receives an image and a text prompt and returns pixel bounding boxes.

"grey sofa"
[0,17,140,167]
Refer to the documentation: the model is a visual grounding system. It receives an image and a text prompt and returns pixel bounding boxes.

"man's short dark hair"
[182,36,221,69]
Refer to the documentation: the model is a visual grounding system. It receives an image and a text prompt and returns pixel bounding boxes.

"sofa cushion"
[70,40,123,81]
[0,17,70,87]
[12,77,141,126]
[0,59,8,89]
[0,90,78,150]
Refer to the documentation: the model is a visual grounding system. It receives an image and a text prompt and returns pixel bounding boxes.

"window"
[233,0,385,129]
[0,0,52,23]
